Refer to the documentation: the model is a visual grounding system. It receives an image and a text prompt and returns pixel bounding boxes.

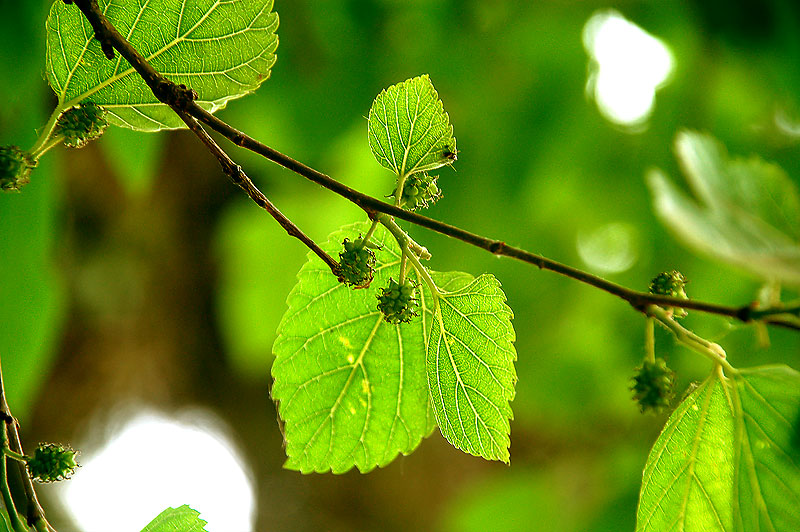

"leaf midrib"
[299,314,381,467]
[57,0,265,110]
[433,295,502,458]
[675,377,721,527]
[640,377,722,531]
[732,375,779,532]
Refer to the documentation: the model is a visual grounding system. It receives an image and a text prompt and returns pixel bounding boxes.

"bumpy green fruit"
[26,443,79,482]
[396,172,442,210]
[377,278,419,323]
[56,102,109,148]
[0,145,35,192]
[338,238,376,287]
[649,270,688,318]
[631,358,675,414]
[649,270,688,298]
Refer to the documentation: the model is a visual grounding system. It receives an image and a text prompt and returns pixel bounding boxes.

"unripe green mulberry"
[649,270,688,318]
[649,270,688,298]
[377,278,419,323]
[26,443,79,482]
[0,145,35,192]
[56,102,108,148]
[338,238,376,287]
[396,173,441,210]
[631,358,675,414]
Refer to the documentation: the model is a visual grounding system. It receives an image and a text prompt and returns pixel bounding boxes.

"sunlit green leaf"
[649,131,800,286]
[368,75,456,178]
[140,505,208,532]
[427,273,517,463]
[0,508,12,532]
[271,222,436,474]
[637,364,800,532]
[732,366,800,532]
[636,372,734,532]
[46,0,279,131]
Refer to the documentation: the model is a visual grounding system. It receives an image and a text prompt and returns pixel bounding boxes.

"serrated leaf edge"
[427,273,516,463]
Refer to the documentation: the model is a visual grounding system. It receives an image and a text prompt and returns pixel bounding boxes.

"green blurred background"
[1,0,799,530]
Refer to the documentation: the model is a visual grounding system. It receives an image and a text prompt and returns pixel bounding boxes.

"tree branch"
[0,354,56,532]
[172,108,340,274]
[63,0,799,331]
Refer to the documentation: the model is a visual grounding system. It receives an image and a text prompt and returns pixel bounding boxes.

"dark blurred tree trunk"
[24,132,285,530]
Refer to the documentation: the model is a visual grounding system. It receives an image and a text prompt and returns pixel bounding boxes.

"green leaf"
[648,131,800,286]
[0,507,12,532]
[46,0,279,131]
[732,366,800,532]
[636,371,735,532]
[637,365,800,532]
[140,505,208,532]
[427,272,517,463]
[271,222,436,473]
[368,75,456,178]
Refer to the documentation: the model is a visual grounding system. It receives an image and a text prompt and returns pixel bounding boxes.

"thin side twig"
[172,108,339,273]
[0,353,56,532]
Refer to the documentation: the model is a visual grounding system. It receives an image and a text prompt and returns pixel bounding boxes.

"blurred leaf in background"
[649,131,800,286]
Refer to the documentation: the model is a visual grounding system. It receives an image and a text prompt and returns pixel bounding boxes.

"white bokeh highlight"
[577,222,639,274]
[59,410,255,532]
[584,10,674,127]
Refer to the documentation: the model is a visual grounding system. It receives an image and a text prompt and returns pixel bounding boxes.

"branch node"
[488,240,506,254]
[153,80,197,110]
[736,302,756,322]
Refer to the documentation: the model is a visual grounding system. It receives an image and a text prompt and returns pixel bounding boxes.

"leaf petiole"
[648,305,738,374]
[377,215,440,299]
[644,317,655,364]
[405,245,439,299]
[1,447,27,463]
[394,173,408,208]
[398,249,408,284]
[29,104,67,160]
[358,219,380,249]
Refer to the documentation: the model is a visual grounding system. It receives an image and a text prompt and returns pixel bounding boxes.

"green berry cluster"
[631,358,675,414]
[649,270,688,318]
[56,102,109,149]
[26,443,79,483]
[649,270,688,299]
[377,278,419,323]
[0,145,35,192]
[338,238,376,287]
[397,173,442,210]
